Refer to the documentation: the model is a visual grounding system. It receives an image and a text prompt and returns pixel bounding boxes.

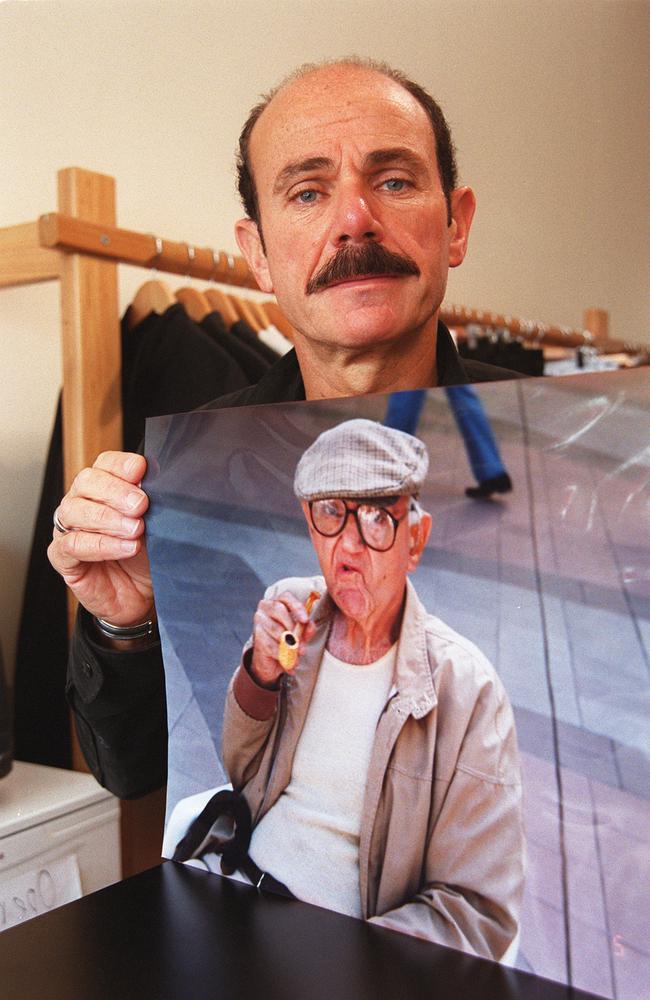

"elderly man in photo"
[222,419,524,962]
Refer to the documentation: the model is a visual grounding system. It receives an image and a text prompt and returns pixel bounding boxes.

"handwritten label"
[0,854,81,932]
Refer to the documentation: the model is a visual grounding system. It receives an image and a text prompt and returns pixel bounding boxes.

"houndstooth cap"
[294,418,429,501]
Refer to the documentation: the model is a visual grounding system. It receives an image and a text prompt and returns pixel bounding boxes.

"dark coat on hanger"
[200,311,274,383]
[230,318,283,366]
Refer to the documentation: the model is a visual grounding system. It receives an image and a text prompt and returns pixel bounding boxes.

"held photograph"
[145,371,650,999]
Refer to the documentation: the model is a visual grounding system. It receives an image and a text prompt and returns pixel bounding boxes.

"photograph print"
[145,369,650,999]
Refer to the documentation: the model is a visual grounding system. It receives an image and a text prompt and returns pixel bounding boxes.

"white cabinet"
[0,761,120,931]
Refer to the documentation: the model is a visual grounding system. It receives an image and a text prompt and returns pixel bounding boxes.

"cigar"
[278,591,320,670]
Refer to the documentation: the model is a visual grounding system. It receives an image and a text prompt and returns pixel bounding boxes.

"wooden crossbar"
[38,212,258,289]
[0,221,61,288]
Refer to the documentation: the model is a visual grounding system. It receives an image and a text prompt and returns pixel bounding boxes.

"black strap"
[235,855,295,899]
[171,789,295,900]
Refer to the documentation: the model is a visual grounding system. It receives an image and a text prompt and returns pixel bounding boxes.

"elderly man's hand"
[250,591,317,687]
[47,451,154,628]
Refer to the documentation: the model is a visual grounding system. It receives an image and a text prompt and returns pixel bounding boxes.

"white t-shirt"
[249,644,396,916]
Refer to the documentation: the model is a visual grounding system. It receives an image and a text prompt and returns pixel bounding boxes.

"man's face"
[301,496,428,626]
[236,65,475,356]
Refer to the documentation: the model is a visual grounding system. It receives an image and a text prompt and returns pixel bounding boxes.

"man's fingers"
[255,629,286,661]
[256,599,297,635]
[91,451,147,484]
[50,529,140,570]
[57,496,144,539]
[254,606,292,643]
[275,591,311,624]
[67,467,149,516]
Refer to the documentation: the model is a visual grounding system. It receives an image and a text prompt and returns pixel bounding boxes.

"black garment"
[200,312,272,384]
[121,304,249,452]
[14,403,71,767]
[458,338,544,377]
[14,304,251,770]
[67,322,524,798]
[230,318,282,366]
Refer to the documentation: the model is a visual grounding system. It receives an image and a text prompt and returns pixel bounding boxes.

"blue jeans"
[384,386,506,483]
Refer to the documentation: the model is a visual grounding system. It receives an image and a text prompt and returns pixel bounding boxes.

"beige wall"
[1,0,648,681]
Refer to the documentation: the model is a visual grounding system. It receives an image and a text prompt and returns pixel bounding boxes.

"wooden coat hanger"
[247,299,274,333]
[204,287,239,328]
[128,279,176,330]
[227,293,264,333]
[175,286,211,323]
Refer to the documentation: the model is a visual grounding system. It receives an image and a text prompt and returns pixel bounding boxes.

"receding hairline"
[250,57,430,141]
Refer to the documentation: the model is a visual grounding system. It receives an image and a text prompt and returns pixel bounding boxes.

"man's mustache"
[306,243,420,295]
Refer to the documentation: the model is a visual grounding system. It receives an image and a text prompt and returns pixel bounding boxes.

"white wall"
[1,0,648,681]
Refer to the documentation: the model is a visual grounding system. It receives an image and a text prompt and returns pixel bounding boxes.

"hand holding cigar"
[250,590,320,688]
[278,591,320,669]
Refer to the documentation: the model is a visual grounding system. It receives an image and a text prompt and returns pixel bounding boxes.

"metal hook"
[148,235,163,274]
[186,244,196,277]
[211,249,221,282]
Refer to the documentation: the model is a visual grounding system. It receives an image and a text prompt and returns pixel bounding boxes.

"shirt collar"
[435,320,470,385]
[251,319,468,403]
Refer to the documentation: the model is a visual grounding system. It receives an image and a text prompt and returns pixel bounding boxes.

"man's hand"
[47,451,154,627]
[250,591,316,687]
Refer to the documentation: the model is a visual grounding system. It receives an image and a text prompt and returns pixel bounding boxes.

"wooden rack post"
[57,169,122,496]
[583,308,609,342]
[63,169,164,879]
[56,169,164,880]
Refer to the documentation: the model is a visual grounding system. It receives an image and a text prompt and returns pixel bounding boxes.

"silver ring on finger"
[53,508,71,534]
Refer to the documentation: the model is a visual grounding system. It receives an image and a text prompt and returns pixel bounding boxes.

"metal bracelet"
[95,617,156,641]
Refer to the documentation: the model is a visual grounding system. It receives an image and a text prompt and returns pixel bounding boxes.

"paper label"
[0,854,81,931]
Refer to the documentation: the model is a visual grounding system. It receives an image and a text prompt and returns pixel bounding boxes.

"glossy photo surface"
[145,370,650,999]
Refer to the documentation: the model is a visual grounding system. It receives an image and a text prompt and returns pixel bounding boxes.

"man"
[217,419,524,960]
[48,58,520,799]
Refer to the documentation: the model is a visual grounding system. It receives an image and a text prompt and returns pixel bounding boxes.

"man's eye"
[295,189,318,204]
[383,178,408,192]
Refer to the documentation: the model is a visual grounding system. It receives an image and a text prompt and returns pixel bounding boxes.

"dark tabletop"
[1,861,602,1000]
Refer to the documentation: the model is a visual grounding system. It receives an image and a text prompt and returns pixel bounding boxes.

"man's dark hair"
[236,57,459,234]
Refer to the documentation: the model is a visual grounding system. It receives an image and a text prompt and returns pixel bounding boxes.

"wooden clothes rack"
[0,165,626,878]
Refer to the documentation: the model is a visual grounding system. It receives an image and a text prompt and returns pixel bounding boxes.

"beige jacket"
[222,576,524,961]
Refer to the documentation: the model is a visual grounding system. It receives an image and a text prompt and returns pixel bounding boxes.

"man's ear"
[407,511,432,572]
[235,218,274,293]
[447,187,476,269]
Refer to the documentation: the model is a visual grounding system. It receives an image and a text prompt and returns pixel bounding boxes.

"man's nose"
[339,512,365,550]
[331,183,384,246]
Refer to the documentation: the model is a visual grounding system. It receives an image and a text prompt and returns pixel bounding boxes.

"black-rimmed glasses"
[308,498,404,552]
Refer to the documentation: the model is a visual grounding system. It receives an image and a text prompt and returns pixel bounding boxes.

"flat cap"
[294,418,429,501]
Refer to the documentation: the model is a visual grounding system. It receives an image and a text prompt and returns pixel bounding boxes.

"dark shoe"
[465,473,513,499]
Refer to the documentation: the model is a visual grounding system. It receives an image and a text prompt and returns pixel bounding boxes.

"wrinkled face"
[302,495,419,624]
[237,65,474,355]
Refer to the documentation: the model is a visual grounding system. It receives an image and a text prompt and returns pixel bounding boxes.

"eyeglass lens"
[310,499,396,551]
